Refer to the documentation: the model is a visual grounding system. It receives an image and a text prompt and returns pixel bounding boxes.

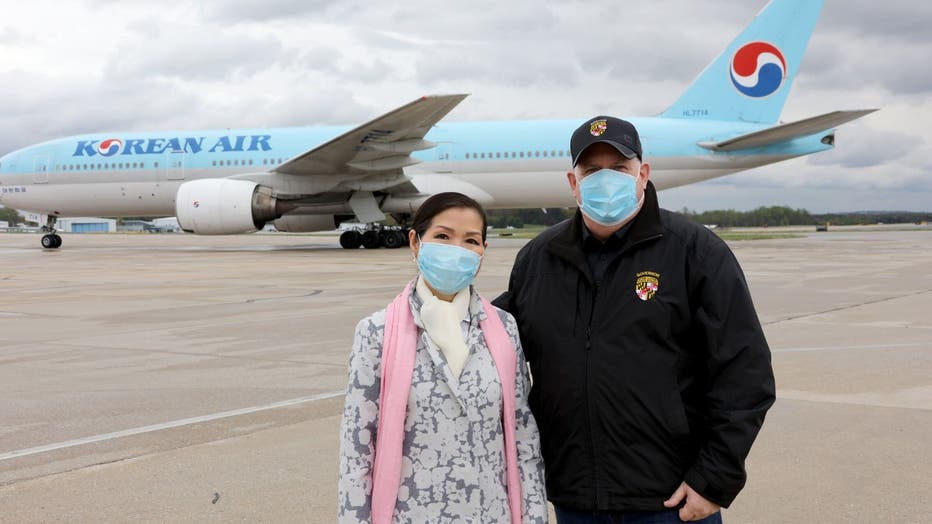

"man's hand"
[663,481,721,521]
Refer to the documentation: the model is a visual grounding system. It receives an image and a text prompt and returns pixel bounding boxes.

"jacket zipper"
[585,280,600,509]
[578,231,662,509]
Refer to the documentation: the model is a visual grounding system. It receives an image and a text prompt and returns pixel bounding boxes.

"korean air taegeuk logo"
[730,41,787,98]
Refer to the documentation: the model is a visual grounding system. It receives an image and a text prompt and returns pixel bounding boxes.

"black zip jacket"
[493,182,775,510]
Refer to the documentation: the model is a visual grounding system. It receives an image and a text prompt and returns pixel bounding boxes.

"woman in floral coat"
[338,192,547,523]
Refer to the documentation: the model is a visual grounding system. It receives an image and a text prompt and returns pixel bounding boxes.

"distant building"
[57,217,116,233]
[118,220,149,232]
[150,217,183,233]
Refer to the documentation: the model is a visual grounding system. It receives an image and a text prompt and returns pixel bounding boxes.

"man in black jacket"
[493,116,775,523]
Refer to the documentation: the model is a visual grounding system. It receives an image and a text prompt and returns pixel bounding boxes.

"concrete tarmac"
[0,229,929,523]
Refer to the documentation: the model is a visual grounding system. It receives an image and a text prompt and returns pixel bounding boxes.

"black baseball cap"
[570,116,642,166]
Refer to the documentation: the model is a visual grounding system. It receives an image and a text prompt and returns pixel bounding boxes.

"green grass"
[489,226,549,239]
[713,232,806,241]
[491,227,807,241]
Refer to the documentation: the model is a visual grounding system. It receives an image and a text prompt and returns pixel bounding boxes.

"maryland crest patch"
[635,271,660,301]
[590,119,608,136]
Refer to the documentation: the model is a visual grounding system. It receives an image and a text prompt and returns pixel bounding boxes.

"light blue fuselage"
[0,117,832,217]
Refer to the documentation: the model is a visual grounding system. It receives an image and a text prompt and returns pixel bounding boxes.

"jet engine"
[175,179,280,235]
[272,215,339,232]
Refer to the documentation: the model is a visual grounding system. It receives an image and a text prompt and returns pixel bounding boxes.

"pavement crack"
[244,290,323,303]
[765,288,932,325]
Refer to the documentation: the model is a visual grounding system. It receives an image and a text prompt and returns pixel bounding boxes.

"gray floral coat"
[338,284,547,523]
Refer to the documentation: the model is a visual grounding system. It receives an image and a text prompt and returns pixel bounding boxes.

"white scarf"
[416,276,470,379]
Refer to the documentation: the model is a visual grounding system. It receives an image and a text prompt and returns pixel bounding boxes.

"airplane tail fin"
[659,0,823,124]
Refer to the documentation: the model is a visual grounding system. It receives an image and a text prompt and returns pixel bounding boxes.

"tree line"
[678,206,932,227]
[486,206,932,228]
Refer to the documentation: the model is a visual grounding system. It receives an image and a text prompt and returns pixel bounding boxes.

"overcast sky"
[1,0,929,212]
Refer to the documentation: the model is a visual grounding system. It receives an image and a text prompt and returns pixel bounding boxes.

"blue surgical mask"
[416,239,482,294]
[576,168,642,227]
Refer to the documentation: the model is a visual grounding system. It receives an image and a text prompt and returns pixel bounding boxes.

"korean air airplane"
[0,0,874,249]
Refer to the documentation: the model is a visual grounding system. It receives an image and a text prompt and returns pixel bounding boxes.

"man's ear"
[567,170,582,204]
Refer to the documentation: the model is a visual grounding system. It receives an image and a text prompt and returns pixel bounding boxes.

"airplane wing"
[273,94,468,177]
[697,109,878,151]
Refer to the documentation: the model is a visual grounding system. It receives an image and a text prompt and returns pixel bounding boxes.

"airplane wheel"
[339,231,362,249]
[41,234,58,249]
[361,231,381,249]
[53,235,62,248]
[381,231,402,249]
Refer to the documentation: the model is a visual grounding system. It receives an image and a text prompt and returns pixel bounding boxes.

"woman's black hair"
[411,192,488,242]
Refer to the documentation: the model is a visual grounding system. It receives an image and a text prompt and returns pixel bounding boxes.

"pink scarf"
[370,282,521,524]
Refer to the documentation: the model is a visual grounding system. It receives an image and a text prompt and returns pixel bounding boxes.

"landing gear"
[380,230,405,249]
[40,216,62,249]
[339,230,362,249]
[361,230,381,249]
[41,234,62,249]
[339,224,409,249]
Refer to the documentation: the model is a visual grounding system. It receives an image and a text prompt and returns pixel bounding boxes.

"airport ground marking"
[0,390,344,463]
[772,342,927,353]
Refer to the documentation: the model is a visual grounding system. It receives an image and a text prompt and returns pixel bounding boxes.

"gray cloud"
[660,181,932,214]
[198,0,343,23]
[104,23,289,82]
[231,87,374,128]
[298,46,395,82]
[299,46,342,74]
[807,126,922,169]
[414,41,579,88]
[0,27,35,45]
[0,73,201,153]
[800,31,932,96]
[378,1,561,42]
[821,0,932,44]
